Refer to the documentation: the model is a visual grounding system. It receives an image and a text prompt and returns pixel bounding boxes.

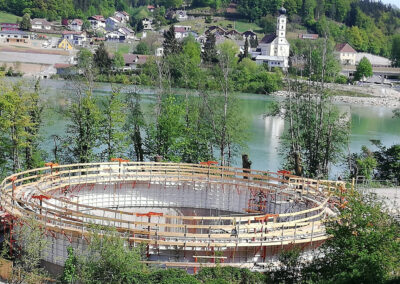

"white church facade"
[253,7,290,70]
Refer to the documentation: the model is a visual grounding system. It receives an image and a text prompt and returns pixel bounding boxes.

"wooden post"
[242,154,252,180]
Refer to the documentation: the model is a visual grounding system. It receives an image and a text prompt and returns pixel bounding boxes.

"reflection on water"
[11,79,400,177]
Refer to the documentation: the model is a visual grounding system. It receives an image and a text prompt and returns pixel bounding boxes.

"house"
[254,7,290,70]
[69,19,83,32]
[62,31,87,46]
[54,63,76,76]
[147,5,155,12]
[58,38,74,50]
[106,17,123,31]
[106,31,126,42]
[0,23,19,31]
[335,43,357,65]
[155,47,164,57]
[242,30,257,40]
[142,18,153,30]
[118,27,135,40]
[114,11,129,23]
[174,26,191,39]
[298,33,319,40]
[31,18,52,30]
[355,53,391,67]
[88,15,106,30]
[122,54,148,70]
[206,26,227,35]
[176,10,188,21]
[0,30,30,43]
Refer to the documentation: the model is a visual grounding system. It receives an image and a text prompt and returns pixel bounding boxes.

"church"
[253,7,290,70]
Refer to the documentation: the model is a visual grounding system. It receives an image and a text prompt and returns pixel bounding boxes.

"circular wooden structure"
[0,162,343,271]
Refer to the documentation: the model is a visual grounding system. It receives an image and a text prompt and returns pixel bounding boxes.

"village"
[0,5,397,83]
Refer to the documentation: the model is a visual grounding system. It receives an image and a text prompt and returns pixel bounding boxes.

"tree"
[354,56,373,81]
[68,227,147,283]
[135,41,150,55]
[305,192,400,283]
[112,51,125,69]
[93,42,112,74]
[99,86,126,161]
[2,218,49,284]
[268,80,350,178]
[60,247,78,284]
[349,145,377,180]
[19,13,31,30]
[372,141,400,183]
[163,25,181,56]
[24,79,43,169]
[125,89,145,162]
[202,32,217,64]
[0,79,33,174]
[391,34,400,67]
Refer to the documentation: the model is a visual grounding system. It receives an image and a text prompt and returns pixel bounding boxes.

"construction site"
[0,161,345,273]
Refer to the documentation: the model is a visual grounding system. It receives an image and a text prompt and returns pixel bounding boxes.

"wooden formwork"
[0,162,344,269]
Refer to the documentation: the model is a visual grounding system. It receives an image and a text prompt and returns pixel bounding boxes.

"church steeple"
[276,7,287,40]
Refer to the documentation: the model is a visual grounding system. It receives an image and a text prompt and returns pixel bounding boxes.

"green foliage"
[135,41,151,55]
[113,51,125,69]
[237,0,283,22]
[354,56,373,81]
[391,34,400,67]
[19,13,31,30]
[270,248,302,284]
[61,247,78,284]
[270,80,350,178]
[0,77,44,176]
[305,192,400,283]
[350,145,377,180]
[371,141,400,183]
[202,33,217,64]
[196,267,266,283]
[163,25,181,56]
[71,227,147,283]
[94,42,112,74]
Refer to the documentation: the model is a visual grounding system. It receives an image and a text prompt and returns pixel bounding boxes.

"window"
[281,26,284,29]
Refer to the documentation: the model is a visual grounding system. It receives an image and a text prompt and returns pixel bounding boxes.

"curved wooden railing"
[0,162,344,252]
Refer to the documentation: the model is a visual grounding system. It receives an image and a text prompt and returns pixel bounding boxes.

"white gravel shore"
[272,83,400,108]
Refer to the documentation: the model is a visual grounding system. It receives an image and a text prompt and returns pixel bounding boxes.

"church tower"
[276,7,287,45]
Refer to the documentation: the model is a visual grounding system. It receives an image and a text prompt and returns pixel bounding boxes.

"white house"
[31,18,52,30]
[142,18,153,30]
[62,31,87,46]
[155,47,164,57]
[335,43,357,65]
[69,19,83,32]
[254,7,290,70]
[88,15,106,30]
[118,27,135,40]
[174,26,190,39]
[106,31,126,42]
[114,11,130,23]
[176,10,188,21]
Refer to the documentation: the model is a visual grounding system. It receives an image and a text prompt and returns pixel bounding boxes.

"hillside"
[0,0,399,60]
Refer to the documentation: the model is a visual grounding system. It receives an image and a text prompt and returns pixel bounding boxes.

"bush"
[335,74,348,84]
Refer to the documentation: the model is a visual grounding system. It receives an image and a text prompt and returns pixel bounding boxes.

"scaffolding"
[0,162,344,271]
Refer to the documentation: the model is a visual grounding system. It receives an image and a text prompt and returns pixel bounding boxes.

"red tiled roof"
[54,63,73,69]
[62,30,83,35]
[89,15,105,22]
[174,27,187,33]
[72,19,83,25]
[335,43,356,53]
[123,54,148,65]
[147,5,155,9]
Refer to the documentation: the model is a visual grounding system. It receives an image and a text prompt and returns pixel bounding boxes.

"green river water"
[30,79,400,177]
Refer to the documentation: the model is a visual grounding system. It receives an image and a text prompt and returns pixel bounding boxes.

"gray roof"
[0,30,29,35]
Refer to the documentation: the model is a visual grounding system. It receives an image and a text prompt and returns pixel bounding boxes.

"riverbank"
[273,83,400,108]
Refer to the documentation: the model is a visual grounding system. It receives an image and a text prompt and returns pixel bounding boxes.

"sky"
[381,0,398,7]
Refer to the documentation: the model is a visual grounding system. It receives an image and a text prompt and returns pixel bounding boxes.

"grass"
[105,42,133,54]
[172,17,263,35]
[0,11,20,23]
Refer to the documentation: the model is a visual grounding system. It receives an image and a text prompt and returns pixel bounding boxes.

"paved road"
[0,51,71,65]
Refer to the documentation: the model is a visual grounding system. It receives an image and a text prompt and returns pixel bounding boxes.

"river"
[28,79,400,177]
